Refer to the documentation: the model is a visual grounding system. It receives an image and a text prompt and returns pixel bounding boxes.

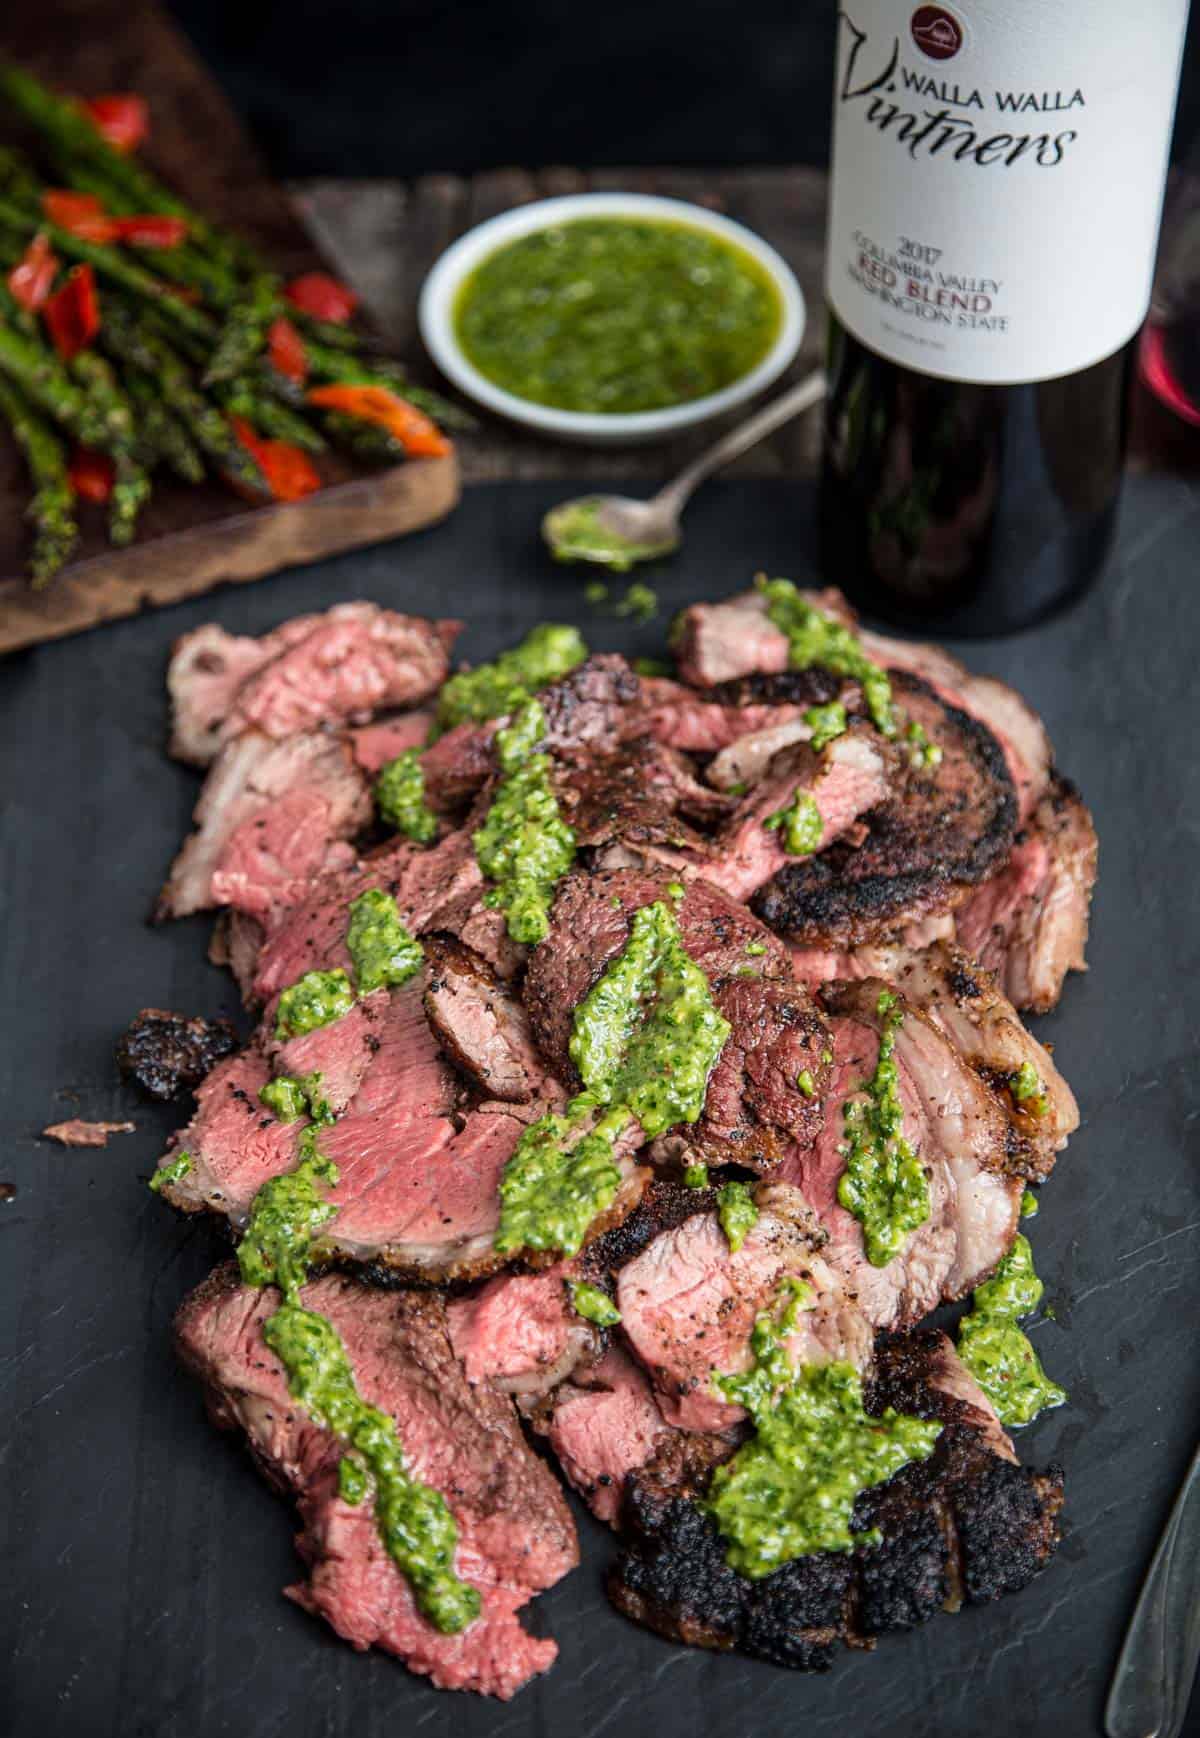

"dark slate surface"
[1,477,1198,1738]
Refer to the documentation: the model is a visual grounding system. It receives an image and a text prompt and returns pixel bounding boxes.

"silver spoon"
[1105,1440,1200,1738]
[542,368,827,572]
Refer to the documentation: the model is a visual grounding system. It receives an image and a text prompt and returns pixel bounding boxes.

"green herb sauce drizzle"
[259,1072,334,1125]
[235,1132,480,1631]
[345,888,424,994]
[473,699,577,945]
[375,749,438,843]
[148,1150,191,1193]
[765,789,824,856]
[496,898,730,1256]
[703,1280,942,1575]
[569,1280,622,1327]
[717,1180,759,1253]
[957,1234,1067,1427]
[275,969,355,1041]
[757,576,897,738]
[433,623,587,737]
[804,701,848,751]
[1010,1060,1049,1119]
[836,991,931,1267]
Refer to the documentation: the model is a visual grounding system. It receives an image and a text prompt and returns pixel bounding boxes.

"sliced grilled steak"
[779,979,1020,1329]
[687,975,831,1172]
[157,730,371,922]
[635,676,809,756]
[616,1198,872,1431]
[887,941,1078,1175]
[174,1266,577,1699]
[544,1344,675,1524]
[955,775,1097,1013]
[168,605,458,766]
[116,1007,239,1100]
[525,867,792,1078]
[420,654,640,811]
[670,587,851,689]
[157,987,646,1283]
[753,672,1017,948]
[446,1263,594,1396]
[269,991,388,1117]
[857,625,1053,823]
[42,1118,135,1147]
[348,711,435,775]
[702,723,894,903]
[607,1330,1062,1669]
[424,937,548,1103]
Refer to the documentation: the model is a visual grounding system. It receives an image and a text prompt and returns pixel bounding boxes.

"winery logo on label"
[910,5,962,60]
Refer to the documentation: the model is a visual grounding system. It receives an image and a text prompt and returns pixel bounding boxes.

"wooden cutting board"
[0,0,459,654]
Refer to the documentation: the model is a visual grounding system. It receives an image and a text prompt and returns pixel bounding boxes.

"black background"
[1,475,1198,1738]
[164,0,1200,180]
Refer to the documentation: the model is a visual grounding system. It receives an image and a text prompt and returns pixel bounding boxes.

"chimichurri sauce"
[569,1279,621,1327]
[433,623,587,737]
[275,968,355,1042]
[375,749,438,844]
[259,1072,333,1125]
[836,991,931,1267]
[148,1149,191,1193]
[704,1280,941,1575]
[454,217,783,415]
[717,1180,759,1253]
[473,699,576,945]
[758,576,897,739]
[765,788,823,856]
[496,898,731,1257]
[957,1233,1067,1427]
[234,1126,480,1632]
[345,888,423,995]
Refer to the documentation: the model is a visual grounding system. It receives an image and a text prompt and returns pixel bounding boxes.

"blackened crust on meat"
[607,1327,1062,1668]
[540,653,640,747]
[752,673,1018,947]
[579,1179,716,1281]
[116,1008,239,1101]
[701,669,845,710]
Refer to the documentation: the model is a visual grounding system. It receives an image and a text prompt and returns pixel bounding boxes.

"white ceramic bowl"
[417,192,806,447]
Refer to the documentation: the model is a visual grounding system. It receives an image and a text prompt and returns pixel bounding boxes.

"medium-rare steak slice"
[524,867,792,1077]
[615,1196,872,1432]
[954,775,1097,1013]
[156,730,371,921]
[421,654,640,810]
[156,987,647,1283]
[753,672,1017,948]
[607,1330,1062,1669]
[446,1263,595,1396]
[174,1266,578,1699]
[348,711,435,775]
[524,867,831,1169]
[544,1344,676,1525]
[423,937,549,1103]
[670,586,852,690]
[169,603,459,766]
[778,978,1021,1329]
[702,723,894,903]
[116,1007,238,1100]
[887,941,1078,1175]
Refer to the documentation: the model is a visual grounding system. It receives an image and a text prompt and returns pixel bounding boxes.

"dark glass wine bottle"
[820,0,1188,636]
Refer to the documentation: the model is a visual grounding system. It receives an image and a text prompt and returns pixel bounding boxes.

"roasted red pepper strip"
[8,232,59,313]
[284,272,359,324]
[230,416,321,503]
[80,94,149,154]
[267,316,307,383]
[112,214,188,248]
[68,446,115,502]
[43,264,101,361]
[305,384,451,457]
[41,190,118,243]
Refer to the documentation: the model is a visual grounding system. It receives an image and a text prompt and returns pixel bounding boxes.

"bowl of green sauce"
[418,193,805,445]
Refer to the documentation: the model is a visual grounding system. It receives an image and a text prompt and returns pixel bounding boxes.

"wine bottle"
[820,0,1191,635]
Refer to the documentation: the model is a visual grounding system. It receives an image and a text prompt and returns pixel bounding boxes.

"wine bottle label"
[825,0,1190,383]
